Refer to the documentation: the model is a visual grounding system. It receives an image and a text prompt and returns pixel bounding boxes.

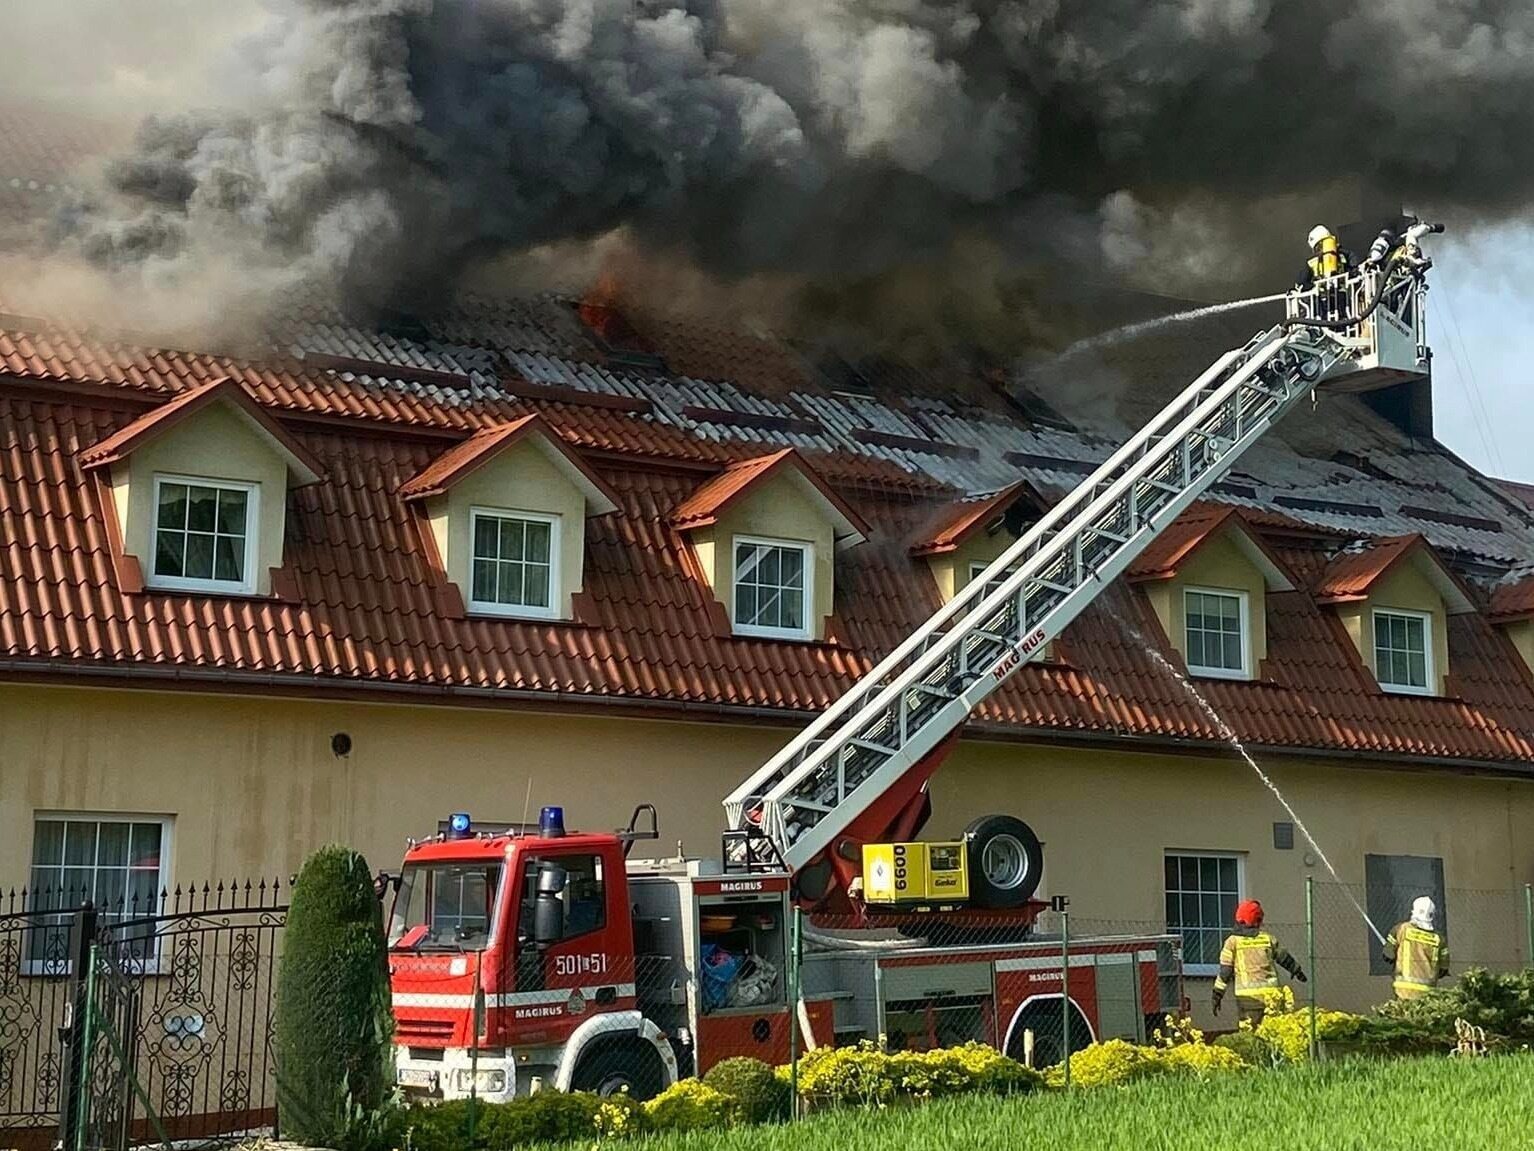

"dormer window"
[470,508,559,618]
[969,562,1015,601]
[75,377,323,599]
[1373,608,1432,694]
[152,477,258,594]
[1184,588,1251,679]
[734,538,811,639]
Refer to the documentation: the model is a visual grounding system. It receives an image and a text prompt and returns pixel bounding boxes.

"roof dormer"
[1315,534,1475,697]
[400,415,619,621]
[671,449,867,641]
[1129,504,1296,682]
[911,480,1044,604]
[1488,572,1534,678]
[76,377,323,597]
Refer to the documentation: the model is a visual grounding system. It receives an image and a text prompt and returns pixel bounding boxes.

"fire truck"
[385,226,1442,1101]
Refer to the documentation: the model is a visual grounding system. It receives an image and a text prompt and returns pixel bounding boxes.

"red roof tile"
[3,314,1534,768]
[909,481,1041,557]
[671,449,871,546]
[398,413,620,514]
[1490,575,1534,622]
[76,376,324,483]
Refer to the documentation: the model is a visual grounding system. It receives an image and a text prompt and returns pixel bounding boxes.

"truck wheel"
[571,1039,665,1101]
[964,815,1044,909]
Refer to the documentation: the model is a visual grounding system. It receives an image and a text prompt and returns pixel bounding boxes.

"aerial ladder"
[725,225,1441,910]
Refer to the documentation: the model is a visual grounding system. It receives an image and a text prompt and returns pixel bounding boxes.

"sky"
[1428,228,1534,484]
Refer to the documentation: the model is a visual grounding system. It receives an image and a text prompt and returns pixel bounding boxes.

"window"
[1164,852,1243,976]
[969,562,1016,601]
[388,861,502,952]
[518,854,606,942]
[1184,588,1250,679]
[27,814,171,973]
[733,537,811,639]
[469,508,560,618]
[151,476,258,594]
[1364,854,1445,976]
[1373,609,1432,694]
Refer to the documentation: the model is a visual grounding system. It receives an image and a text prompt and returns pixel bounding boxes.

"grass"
[602,1057,1534,1150]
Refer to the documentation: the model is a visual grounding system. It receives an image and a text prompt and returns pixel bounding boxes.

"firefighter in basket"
[1296,225,1353,322]
[1212,899,1307,1025]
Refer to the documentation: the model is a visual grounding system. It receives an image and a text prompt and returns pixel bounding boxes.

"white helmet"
[1308,225,1334,250]
[1410,896,1436,931]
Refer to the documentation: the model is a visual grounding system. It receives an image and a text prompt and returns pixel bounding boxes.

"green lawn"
[620,1057,1534,1150]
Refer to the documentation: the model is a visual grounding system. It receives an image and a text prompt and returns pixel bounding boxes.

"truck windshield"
[388,862,503,952]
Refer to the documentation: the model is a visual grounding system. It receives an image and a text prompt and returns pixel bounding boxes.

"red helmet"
[1235,900,1264,928]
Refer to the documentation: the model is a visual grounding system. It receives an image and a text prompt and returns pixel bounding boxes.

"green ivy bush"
[702,1057,793,1123]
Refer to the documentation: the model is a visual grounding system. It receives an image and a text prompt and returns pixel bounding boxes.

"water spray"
[1046,293,1290,366]
[1124,631,1388,945]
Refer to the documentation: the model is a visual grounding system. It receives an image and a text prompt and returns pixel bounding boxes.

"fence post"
[1524,884,1533,969]
[788,906,802,1121]
[57,902,99,1151]
[1305,876,1317,1062]
[1059,897,1071,1089]
[468,953,483,1143]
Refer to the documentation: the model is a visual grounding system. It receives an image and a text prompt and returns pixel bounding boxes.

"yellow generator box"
[862,842,969,905]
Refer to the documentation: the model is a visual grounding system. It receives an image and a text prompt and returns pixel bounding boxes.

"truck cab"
[388,808,676,1102]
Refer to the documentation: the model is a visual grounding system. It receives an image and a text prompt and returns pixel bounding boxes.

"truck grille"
[396,1019,455,1044]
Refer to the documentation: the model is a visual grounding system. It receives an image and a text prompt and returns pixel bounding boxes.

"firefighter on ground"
[1212,900,1307,1024]
[1381,896,1450,1000]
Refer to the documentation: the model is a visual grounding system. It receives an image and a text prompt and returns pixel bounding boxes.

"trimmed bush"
[402,1092,610,1150]
[275,845,394,1150]
[1045,1039,1163,1089]
[795,1041,1039,1105]
[643,1079,736,1131]
[703,1057,792,1123]
[1157,1042,1249,1076]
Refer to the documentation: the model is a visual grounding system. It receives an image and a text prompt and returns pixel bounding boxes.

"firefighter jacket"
[1298,244,1353,290]
[1214,927,1302,999]
[1382,922,1449,999]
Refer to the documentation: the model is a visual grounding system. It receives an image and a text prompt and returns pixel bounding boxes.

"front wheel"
[570,1040,665,1100]
[964,814,1044,909]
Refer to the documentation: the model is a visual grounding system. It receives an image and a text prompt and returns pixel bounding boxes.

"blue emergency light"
[539,806,566,838]
[448,812,472,839]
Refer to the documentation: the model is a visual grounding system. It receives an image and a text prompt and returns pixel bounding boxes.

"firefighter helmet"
[1235,899,1264,928]
[1308,225,1334,251]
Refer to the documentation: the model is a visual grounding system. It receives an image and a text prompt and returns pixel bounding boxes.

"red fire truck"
[386,247,1437,1100]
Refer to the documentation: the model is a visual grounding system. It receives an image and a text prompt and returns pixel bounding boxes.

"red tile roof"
[670,449,871,546]
[398,413,621,514]
[76,376,324,483]
[1127,502,1296,590]
[4,315,1534,768]
[1490,576,1534,622]
[910,481,1041,557]
[1315,534,1476,613]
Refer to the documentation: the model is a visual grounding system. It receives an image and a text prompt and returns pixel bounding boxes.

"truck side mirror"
[533,861,567,945]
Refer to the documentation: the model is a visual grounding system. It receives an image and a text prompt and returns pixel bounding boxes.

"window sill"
[732,625,815,643]
[1187,667,1254,682]
[146,578,260,598]
[469,603,565,622]
[1378,683,1436,698]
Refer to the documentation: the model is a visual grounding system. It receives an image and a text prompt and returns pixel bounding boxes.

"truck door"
[511,847,633,1016]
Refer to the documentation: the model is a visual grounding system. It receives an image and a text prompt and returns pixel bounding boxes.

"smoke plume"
[9,0,1534,346]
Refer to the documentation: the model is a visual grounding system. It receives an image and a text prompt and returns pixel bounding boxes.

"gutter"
[3,658,1532,779]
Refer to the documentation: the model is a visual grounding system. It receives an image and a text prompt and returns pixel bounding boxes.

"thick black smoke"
[44,0,1534,335]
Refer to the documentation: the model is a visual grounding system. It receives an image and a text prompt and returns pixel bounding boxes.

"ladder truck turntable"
[386,230,1441,1102]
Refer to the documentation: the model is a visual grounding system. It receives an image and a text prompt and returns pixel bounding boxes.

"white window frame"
[1164,849,1246,977]
[732,535,814,641]
[1372,607,1434,696]
[25,811,175,976]
[148,474,260,595]
[1182,586,1253,681]
[969,561,1016,601]
[467,506,562,621]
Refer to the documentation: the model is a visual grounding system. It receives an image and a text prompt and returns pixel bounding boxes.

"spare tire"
[964,815,1044,909]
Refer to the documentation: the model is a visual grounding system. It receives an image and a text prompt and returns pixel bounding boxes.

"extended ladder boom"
[724,263,1433,879]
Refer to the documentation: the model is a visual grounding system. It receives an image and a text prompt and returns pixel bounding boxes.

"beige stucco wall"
[1338,561,1450,695]
[1144,530,1269,674]
[112,402,290,596]
[1504,620,1534,676]
[426,439,588,619]
[5,680,1533,1024]
[689,475,835,639]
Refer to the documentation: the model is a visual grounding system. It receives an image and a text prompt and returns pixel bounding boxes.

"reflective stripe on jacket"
[1384,922,1448,999]
[1216,931,1281,998]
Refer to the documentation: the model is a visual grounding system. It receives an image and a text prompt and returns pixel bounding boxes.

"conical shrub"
[275,845,393,1148]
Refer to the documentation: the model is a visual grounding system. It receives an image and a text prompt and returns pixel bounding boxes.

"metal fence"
[0,880,287,1151]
